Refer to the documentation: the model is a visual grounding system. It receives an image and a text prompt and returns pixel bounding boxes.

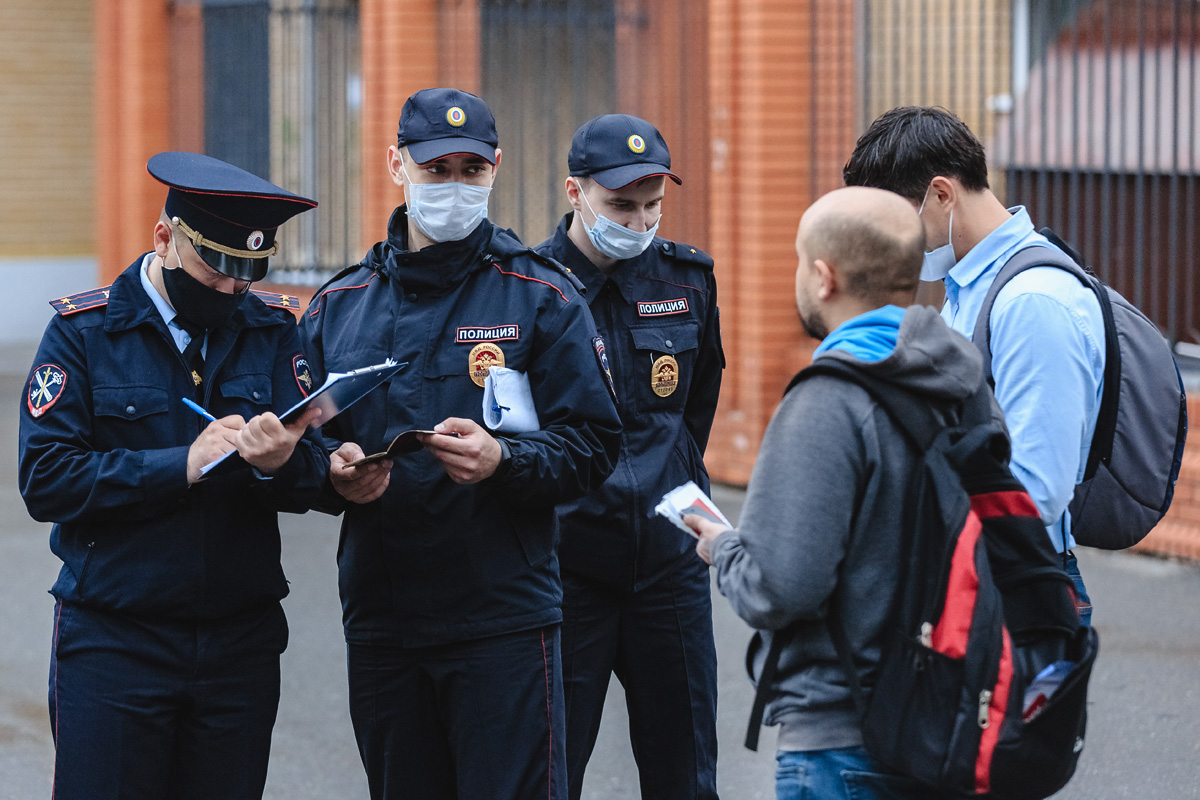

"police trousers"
[48,599,287,800]
[346,624,567,800]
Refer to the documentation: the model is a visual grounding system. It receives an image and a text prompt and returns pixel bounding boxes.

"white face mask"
[402,158,492,243]
[577,182,660,261]
[918,184,956,281]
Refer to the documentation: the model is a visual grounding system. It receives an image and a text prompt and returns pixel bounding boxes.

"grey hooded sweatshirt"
[711,305,987,752]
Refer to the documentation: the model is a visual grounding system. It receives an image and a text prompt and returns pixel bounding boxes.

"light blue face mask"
[918,184,956,281]
[402,158,492,243]
[577,182,660,261]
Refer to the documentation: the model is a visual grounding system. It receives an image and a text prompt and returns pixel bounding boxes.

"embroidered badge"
[456,325,519,344]
[637,298,689,317]
[469,342,505,388]
[447,106,467,127]
[651,355,679,397]
[27,364,67,418]
[628,134,646,154]
[247,230,265,250]
[592,336,618,405]
[294,355,313,396]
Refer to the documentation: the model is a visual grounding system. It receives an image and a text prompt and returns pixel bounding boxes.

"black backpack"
[745,358,1099,800]
[972,229,1187,550]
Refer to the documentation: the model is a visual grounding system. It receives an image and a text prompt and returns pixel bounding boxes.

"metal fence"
[187,0,361,285]
[854,0,1199,343]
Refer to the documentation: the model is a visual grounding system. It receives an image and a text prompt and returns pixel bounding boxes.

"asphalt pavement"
[1,341,1198,799]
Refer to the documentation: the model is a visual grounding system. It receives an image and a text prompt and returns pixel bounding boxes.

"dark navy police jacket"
[537,214,724,591]
[18,257,329,621]
[299,210,622,647]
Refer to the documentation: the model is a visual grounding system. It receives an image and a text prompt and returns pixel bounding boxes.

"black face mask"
[162,244,248,330]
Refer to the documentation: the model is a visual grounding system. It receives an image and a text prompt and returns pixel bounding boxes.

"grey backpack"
[973,229,1187,550]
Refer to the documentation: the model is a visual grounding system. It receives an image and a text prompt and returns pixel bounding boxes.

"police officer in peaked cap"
[536,114,725,800]
[297,88,621,799]
[18,152,328,799]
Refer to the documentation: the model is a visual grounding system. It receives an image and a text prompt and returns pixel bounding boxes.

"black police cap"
[147,152,317,283]
[397,88,499,165]
[568,114,681,190]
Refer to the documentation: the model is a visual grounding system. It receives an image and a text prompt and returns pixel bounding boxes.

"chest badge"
[651,355,679,397]
[27,364,67,418]
[469,342,505,388]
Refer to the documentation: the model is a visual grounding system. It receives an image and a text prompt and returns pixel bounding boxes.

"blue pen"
[181,396,218,423]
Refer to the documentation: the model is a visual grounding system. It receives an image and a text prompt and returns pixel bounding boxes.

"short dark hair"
[842,106,990,202]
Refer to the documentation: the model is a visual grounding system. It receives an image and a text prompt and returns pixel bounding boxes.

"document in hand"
[482,366,539,433]
[345,429,455,468]
[654,480,732,540]
[200,359,407,478]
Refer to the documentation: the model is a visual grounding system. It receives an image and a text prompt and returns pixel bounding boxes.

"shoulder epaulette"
[312,261,374,299]
[50,286,111,316]
[250,289,302,311]
[657,240,715,270]
[486,228,586,294]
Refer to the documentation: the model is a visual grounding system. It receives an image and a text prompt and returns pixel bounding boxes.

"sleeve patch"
[27,364,68,418]
[293,354,314,397]
[592,336,619,406]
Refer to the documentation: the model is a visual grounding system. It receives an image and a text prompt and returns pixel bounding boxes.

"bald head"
[798,186,925,305]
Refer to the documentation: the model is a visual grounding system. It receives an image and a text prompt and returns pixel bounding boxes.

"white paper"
[482,367,540,433]
[654,480,732,540]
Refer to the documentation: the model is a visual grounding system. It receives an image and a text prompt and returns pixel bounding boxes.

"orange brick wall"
[703,0,857,485]
[1136,395,1200,561]
[96,0,171,283]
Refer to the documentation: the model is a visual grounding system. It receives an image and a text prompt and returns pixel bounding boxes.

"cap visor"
[407,138,497,165]
[196,244,269,282]
[589,164,682,190]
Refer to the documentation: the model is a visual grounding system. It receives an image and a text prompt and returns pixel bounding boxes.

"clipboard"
[200,359,407,478]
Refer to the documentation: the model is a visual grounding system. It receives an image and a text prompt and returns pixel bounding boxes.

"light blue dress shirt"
[940,208,1105,552]
[139,253,206,357]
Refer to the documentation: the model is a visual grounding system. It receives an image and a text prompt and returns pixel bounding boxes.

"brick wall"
[1136,395,1200,561]
[0,0,95,258]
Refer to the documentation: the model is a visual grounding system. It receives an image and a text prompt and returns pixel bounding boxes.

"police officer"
[298,88,622,800]
[18,152,327,799]
[535,115,724,800]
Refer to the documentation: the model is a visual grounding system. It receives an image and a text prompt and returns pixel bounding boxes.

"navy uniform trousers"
[49,600,288,799]
[561,558,719,800]
[347,625,567,800]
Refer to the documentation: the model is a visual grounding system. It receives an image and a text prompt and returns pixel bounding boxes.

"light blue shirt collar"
[945,206,1043,292]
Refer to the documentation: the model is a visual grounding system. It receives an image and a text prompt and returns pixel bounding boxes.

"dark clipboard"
[199,359,407,478]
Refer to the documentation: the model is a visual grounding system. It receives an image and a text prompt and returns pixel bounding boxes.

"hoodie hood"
[819,304,983,404]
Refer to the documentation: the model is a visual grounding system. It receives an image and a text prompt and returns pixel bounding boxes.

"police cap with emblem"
[397,87,500,165]
[568,114,681,190]
[147,151,317,283]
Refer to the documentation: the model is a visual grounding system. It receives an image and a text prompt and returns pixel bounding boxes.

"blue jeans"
[775,747,930,800]
[1064,552,1093,627]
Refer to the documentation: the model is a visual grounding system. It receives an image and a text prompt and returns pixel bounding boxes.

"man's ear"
[929,175,956,211]
[813,258,837,301]
[387,145,405,189]
[565,176,583,210]
[152,220,172,261]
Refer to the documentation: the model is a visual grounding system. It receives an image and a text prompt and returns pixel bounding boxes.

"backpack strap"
[970,232,1120,483]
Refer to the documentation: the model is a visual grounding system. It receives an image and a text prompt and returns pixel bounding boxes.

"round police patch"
[651,355,678,397]
[247,230,265,250]
[27,364,67,418]
[628,134,646,154]
[468,342,504,388]
[293,354,314,396]
[447,106,467,127]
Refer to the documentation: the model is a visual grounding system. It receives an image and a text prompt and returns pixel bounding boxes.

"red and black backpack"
[746,358,1099,799]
